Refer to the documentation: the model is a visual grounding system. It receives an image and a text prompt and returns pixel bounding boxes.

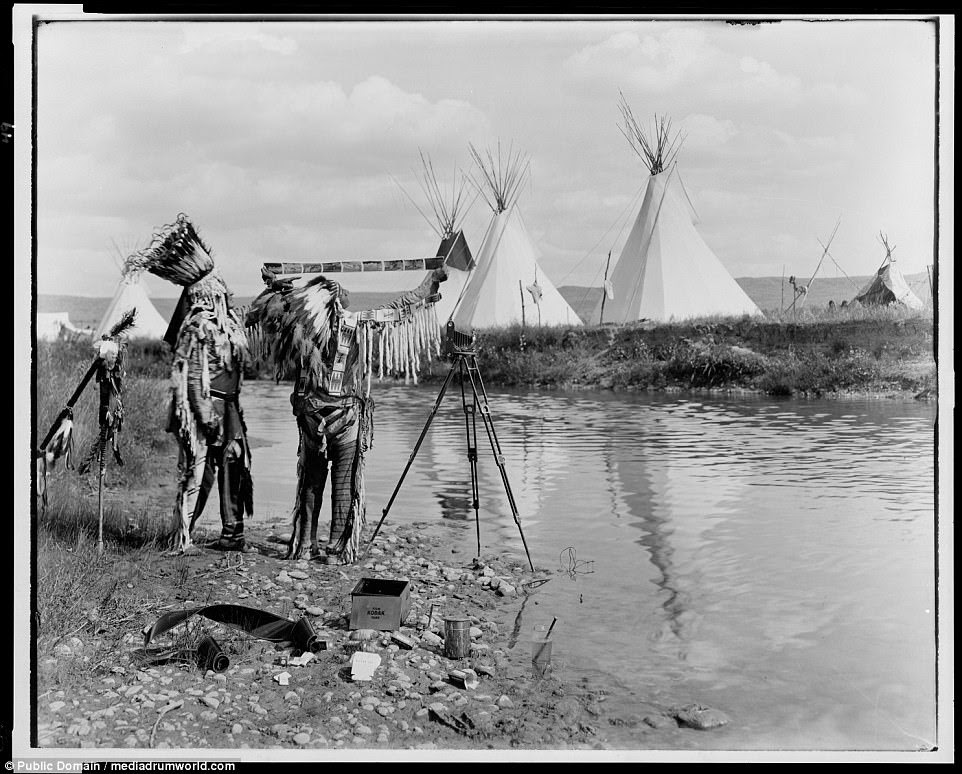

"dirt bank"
[35,517,731,755]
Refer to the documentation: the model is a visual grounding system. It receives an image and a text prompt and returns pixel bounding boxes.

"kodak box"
[350,578,411,631]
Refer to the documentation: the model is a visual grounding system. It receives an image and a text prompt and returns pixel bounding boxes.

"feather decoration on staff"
[77,308,136,554]
[37,309,137,517]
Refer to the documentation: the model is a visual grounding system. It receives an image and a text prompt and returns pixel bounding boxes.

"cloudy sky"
[25,12,943,299]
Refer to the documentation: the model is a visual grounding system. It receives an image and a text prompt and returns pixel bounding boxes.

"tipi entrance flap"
[438,230,474,272]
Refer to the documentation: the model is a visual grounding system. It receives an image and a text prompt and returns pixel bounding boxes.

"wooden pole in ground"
[519,280,525,329]
[518,281,526,350]
[781,265,785,312]
[96,433,106,555]
[600,250,612,324]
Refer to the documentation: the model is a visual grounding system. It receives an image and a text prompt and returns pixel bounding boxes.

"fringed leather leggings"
[174,438,247,549]
[288,410,360,560]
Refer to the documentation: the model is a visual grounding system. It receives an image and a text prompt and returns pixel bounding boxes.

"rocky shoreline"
[36,520,730,754]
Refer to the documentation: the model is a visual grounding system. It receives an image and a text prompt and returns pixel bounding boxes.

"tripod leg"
[464,355,535,572]
[367,357,458,547]
[458,358,482,557]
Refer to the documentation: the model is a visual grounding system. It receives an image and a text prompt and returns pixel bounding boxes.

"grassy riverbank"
[423,306,937,398]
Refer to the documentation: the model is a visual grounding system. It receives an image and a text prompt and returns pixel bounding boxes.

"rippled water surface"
[242,379,938,751]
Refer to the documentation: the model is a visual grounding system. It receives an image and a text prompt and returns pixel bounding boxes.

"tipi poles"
[799,218,840,309]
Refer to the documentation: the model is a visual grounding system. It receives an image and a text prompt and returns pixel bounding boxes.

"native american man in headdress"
[246,266,447,565]
[125,214,254,553]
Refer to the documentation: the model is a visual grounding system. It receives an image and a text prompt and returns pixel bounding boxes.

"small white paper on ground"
[273,671,292,686]
[288,652,315,667]
[350,651,382,682]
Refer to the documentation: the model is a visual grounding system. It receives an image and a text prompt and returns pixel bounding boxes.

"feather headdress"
[123,213,218,288]
[246,274,340,383]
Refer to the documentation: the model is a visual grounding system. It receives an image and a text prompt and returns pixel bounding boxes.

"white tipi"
[409,151,477,327]
[599,99,761,324]
[95,270,169,340]
[853,233,924,310]
[451,142,582,332]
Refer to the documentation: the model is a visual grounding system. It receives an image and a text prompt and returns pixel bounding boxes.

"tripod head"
[444,320,478,356]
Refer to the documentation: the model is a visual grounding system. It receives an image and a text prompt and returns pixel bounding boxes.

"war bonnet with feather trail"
[123,213,249,472]
[247,270,444,396]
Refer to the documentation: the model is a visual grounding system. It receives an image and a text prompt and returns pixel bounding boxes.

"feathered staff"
[36,363,97,514]
[71,309,136,553]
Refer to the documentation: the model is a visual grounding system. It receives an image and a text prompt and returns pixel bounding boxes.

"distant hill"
[560,271,931,324]
[37,272,932,331]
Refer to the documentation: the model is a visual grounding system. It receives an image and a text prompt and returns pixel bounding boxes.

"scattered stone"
[672,704,730,730]
[350,629,379,642]
[293,732,311,745]
[421,632,443,647]
[201,696,220,710]
[497,695,514,709]
[469,627,483,640]
[48,701,65,712]
[285,691,301,706]
[306,606,324,616]
[231,723,243,735]
[496,582,516,597]
[643,713,677,730]
[288,652,315,667]
[288,570,309,580]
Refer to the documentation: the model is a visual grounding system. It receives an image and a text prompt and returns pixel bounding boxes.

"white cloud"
[678,114,738,150]
[564,28,713,94]
[179,24,299,55]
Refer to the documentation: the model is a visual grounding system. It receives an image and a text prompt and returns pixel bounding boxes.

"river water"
[241,378,938,752]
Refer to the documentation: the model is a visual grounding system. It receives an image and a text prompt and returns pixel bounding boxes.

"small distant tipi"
[451,142,582,332]
[853,233,924,310]
[95,270,169,340]
[410,151,476,327]
[599,96,761,324]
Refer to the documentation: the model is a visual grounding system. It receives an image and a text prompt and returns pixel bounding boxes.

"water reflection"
[240,380,937,750]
